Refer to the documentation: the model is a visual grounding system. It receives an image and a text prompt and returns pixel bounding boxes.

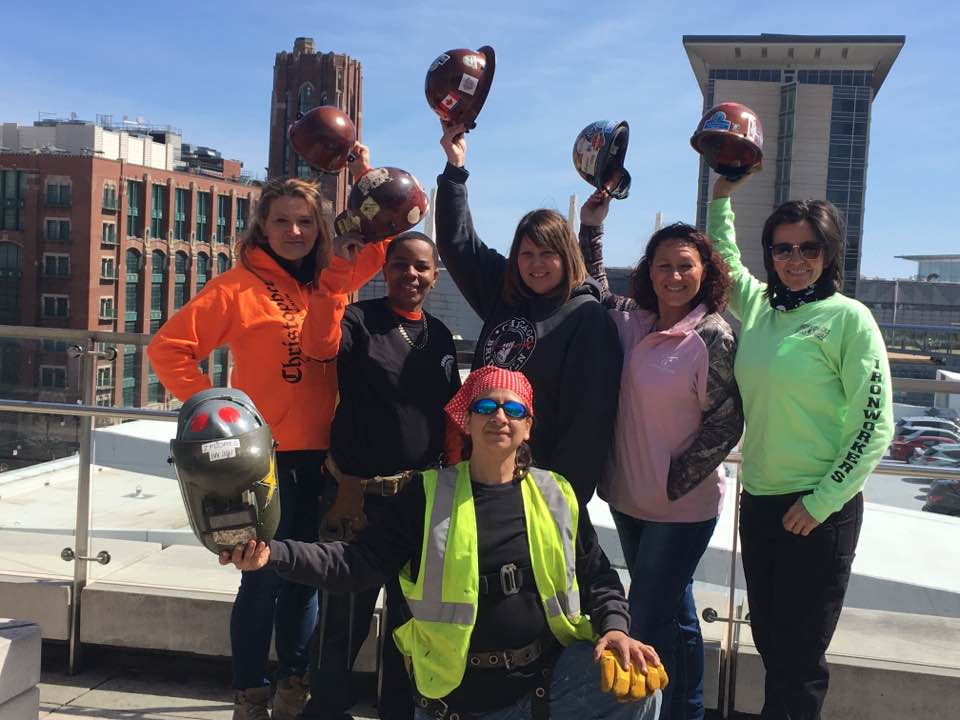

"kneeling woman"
[223,367,664,720]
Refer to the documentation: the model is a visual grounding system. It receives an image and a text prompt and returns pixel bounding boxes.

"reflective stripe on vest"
[528,467,581,620]
[404,465,475,626]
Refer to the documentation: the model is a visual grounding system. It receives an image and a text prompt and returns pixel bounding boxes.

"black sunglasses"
[469,398,530,420]
[769,242,824,261]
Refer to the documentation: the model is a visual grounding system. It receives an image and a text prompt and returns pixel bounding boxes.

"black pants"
[301,495,414,720]
[739,491,863,720]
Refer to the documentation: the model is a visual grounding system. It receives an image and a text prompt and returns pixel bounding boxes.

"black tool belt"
[466,636,552,671]
[478,562,532,597]
[412,655,555,720]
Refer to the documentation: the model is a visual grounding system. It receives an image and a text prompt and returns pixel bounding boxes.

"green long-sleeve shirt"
[707,198,893,522]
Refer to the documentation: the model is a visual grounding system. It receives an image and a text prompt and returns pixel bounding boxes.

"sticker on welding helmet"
[458,74,479,96]
[462,54,482,70]
[359,196,381,221]
[407,206,421,225]
[257,457,278,505]
[429,53,450,72]
[201,438,241,461]
[334,211,361,236]
[742,112,761,143]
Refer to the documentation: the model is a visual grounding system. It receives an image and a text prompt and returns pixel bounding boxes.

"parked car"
[907,443,960,467]
[922,478,960,517]
[898,427,960,444]
[897,416,960,436]
[889,436,947,461]
[897,415,960,433]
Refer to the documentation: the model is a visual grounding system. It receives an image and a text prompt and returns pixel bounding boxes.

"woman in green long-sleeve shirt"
[707,172,893,720]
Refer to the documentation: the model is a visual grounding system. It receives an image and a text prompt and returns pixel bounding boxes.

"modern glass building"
[684,34,904,298]
[897,254,960,283]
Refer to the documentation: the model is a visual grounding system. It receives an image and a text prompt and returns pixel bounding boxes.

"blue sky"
[2,1,954,279]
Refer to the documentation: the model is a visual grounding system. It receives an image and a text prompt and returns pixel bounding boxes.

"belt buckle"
[432,697,448,720]
[502,650,515,671]
[500,563,519,596]
[380,475,399,496]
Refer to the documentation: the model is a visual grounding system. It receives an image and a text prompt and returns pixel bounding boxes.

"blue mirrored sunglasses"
[468,398,530,420]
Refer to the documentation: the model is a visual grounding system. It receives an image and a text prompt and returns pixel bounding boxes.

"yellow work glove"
[599,650,669,702]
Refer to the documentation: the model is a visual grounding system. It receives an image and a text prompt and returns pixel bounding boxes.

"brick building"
[0,138,259,411]
[267,37,362,220]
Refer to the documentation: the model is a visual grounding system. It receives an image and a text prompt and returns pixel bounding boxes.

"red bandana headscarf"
[443,366,534,464]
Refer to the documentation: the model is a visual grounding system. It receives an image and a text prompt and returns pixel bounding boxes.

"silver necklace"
[397,314,428,350]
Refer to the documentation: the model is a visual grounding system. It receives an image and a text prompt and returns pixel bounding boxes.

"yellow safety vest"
[393,461,596,699]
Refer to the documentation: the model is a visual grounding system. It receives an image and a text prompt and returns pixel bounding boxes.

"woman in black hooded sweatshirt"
[434,121,622,505]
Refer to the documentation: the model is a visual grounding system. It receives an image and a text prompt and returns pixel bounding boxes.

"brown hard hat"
[347,167,429,242]
[425,46,496,130]
[691,102,764,180]
[288,106,357,173]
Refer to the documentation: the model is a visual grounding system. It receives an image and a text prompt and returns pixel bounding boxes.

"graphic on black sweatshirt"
[482,317,537,370]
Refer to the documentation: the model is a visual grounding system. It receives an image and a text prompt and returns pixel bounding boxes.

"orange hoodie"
[147,242,389,451]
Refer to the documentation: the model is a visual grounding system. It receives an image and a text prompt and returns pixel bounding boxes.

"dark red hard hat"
[425,46,496,130]
[347,167,429,242]
[691,102,764,180]
[288,106,357,173]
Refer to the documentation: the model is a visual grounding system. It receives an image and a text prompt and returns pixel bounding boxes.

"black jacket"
[435,163,622,504]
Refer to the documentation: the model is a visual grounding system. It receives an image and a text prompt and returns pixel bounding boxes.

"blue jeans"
[611,511,717,720]
[230,450,326,690]
[414,642,661,720]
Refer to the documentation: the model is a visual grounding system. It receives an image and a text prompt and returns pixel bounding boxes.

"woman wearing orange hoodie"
[148,163,388,720]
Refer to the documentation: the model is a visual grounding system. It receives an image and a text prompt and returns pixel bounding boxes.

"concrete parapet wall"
[0,619,41,719]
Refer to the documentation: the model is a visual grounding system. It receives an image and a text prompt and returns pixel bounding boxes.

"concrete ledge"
[0,686,39,720]
[80,545,382,672]
[0,575,71,640]
[733,606,960,717]
[0,619,41,705]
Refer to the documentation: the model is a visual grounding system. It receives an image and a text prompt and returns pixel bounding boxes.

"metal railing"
[2,324,960,707]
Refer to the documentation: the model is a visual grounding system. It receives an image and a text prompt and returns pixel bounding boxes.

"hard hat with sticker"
[572,120,631,200]
[425,46,496,130]
[347,166,429,242]
[691,101,764,180]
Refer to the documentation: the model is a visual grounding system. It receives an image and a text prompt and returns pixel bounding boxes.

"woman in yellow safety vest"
[223,366,667,720]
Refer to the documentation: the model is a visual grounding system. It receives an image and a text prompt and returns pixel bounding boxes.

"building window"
[103,183,118,210]
[174,188,188,241]
[236,198,248,236]
[150,250,166,332]
[212,347,229,386]
[216,195,230,243]
[196,191,211,242]
[174,251,189,309]
[101,257,116,279]
[774,82,797,207]
[42,254,70,277]
[101,222,117,246]
[45,219,70,242]
[41,294,69,318]
[99,297,115,320]
[45,182,72,207]
[1,170,27,231]
[97,366,114,390]
[127,180,142,237]
[39,365,67,388]
[196,252,210,292]
[0,242,22,324]
[151,184,167,239]
[217,252,229,275]
[122,348,139,406]
[147,369,164,403]
[125,249,141,332]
